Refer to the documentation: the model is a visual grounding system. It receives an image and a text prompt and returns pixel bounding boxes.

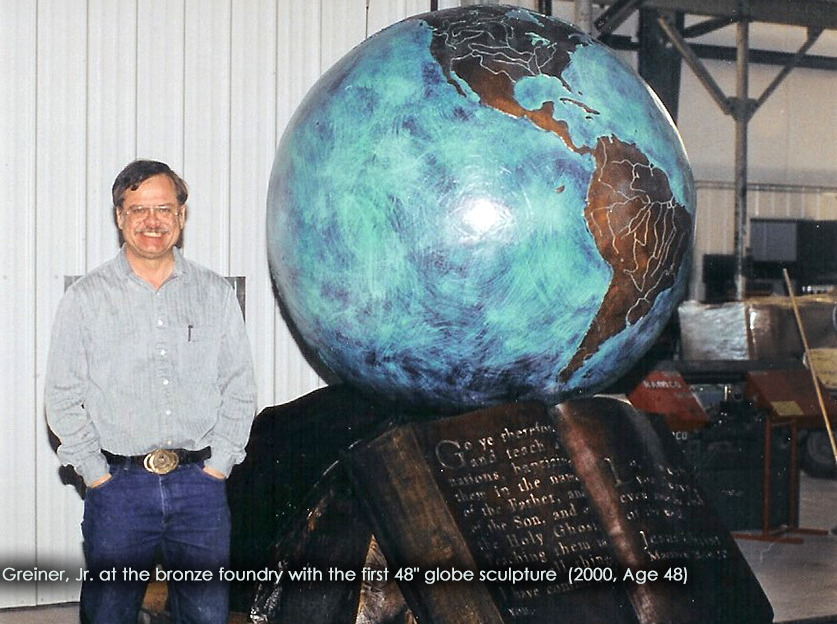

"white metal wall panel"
[439,0,538,10]
[753,189,795,219]
[785,67,837,186]
[321,0,367,71]
[231,0,280,409]
[0,0,38,609]
[807,191,837,220]
[35,0,88,606]
[549,2,576,24]
[694,186,735,252]
[688,184,733,300]
[367,0,431,37]
[746,61,791,178]
[184,0,232,273]
[87,0,139,270]
[278,0,322,124]
[678,60,736,182]
[137,0,186,168]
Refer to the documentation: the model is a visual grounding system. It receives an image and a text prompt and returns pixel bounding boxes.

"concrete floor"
[3,473,836,624]
[736,472,837,624]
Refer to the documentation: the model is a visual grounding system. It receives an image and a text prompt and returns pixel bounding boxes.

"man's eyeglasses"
[122,205,181,221]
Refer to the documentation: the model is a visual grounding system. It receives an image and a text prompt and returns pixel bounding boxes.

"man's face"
[117,174,186,263]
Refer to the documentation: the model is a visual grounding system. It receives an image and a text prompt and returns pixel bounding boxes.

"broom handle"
[783,268,837,465]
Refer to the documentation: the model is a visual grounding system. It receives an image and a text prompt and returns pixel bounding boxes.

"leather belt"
[103,447,211,475]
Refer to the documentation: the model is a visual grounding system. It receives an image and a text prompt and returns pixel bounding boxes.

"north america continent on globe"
[267,5,695,411]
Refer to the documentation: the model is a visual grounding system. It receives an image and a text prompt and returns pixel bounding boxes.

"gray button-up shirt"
[45,246,256,486]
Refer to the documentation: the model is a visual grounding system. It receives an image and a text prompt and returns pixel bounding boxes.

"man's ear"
[178,205,187,227]
[115,206,124,229]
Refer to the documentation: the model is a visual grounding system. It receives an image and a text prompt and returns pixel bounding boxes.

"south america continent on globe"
[267,5,695,411]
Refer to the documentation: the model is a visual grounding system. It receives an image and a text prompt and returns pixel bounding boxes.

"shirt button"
[162,379,169,386]
[165,410,172,416]
[160,349,166,356]
[157,319,164,326]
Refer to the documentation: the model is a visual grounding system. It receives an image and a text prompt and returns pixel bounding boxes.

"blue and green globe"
[267,5,694,410]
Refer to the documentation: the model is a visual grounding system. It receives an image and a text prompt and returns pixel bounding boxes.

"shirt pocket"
[180,324,221,384]
[88,321,144,396]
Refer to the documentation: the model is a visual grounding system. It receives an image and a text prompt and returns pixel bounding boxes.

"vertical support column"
[638,9,683,122]
[733,9,750,300]
[575,0,593,34]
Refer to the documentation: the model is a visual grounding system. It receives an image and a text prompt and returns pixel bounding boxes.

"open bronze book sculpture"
[238,394,773,624]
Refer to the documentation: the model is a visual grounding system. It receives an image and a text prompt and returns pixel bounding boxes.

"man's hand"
[202,466,226,480]
[89,473,112,488]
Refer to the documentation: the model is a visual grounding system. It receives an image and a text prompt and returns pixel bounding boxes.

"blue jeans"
[80,462,230,624]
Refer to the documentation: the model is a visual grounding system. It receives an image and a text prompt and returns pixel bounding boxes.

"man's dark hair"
[112,160,188,208]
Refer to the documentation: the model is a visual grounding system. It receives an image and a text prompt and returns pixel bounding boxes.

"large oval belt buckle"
[143,449,179,475]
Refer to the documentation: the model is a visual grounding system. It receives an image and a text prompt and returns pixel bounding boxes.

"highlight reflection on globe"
[267,5,695,410]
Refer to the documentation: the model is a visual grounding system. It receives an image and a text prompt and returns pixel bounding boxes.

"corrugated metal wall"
[0,0,834,608]
[1,2,38,609]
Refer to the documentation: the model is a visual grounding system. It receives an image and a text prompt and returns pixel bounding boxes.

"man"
[45,160,257,624]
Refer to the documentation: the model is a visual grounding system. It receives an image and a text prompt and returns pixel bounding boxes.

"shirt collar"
[116,245,188,283]
[171,246,186,279]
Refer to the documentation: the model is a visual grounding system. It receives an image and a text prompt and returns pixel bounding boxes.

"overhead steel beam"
[602,34,837,71]
[691,43,837,71]
[577,0,837,30]
[656,15,734,115]
[681,16,736,38]
[753,27,823,113]
[595,0,644,36]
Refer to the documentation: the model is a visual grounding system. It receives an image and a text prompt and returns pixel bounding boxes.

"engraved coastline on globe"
[267,5,695,411]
